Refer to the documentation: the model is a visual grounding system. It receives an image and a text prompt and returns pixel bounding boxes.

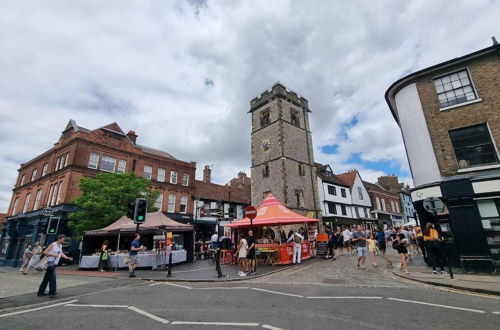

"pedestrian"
[375,227,386,258]
[394,229,409,274]
[98,240,110,272]
[352,225,367,269]
[287,230,304,264]
[341,226,352,256]
[236,233,248,277]
[128,233,145,278]
[19,244,33,273]
[366,234,378,267]
[24,242,42,274]
[37,235,73,298]
[246,230,257,274]
[326,228,337,260]
[423,222,446,274]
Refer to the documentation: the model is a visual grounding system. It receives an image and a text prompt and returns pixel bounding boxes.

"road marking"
[171,321,259,326]
[128,306,170,324]
[492,311,500,314]
[162,283,193,289]
[0,299,78,318]
[195,287,249,290]
[148,282,162,286]
[307,296,383,299]
[252,288,303,298]
[283,264,313,276]
[387,297,486,313]
[262,324,285,330]
[65,304,129,308]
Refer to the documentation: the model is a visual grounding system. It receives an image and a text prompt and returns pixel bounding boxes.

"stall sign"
[316,242,328,256]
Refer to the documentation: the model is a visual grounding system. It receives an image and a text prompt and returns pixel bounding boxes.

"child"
[366,234,378,267]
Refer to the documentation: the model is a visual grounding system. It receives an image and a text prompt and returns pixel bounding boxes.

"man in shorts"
[341,226,352,256]
[128,233,144,278]
[352,225,367,269]
[246,230,257,274]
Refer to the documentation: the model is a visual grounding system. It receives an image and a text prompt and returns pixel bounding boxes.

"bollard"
[166,251,173,278]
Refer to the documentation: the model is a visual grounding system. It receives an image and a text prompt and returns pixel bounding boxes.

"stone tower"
[249,82,322,218]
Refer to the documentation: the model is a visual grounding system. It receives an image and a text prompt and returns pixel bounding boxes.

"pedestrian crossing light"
[134,198,148,224]
[46,217,60,234]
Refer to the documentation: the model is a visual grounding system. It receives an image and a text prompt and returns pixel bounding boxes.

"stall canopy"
[225,193,319,228]
[85,211,194,236]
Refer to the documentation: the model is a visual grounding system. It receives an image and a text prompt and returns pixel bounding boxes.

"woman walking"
[37,235,73,298]
[236,233,248,277]
[19,245,33,273]
[24,242,42,274]
[423,223,446,274]
[394,229,409,274]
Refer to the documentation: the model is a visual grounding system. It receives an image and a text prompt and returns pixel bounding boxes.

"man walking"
[352,225,367,269]
[287,230,304,264]
[341,226,352,256]
[246,230,257,274]
[128,233,145,278]
[37,234,73,298]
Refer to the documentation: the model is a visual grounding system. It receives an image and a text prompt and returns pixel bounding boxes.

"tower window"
[291,109,300,127]
[295,189,305,208]
[298,163,306,176]
[262,163,269,177]
[260,109,271,127]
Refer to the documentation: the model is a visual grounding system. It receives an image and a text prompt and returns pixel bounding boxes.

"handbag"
[38,256,48,270]
[124,256,131,264]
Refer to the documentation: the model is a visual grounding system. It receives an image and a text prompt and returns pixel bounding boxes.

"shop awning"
[224,193,319,228]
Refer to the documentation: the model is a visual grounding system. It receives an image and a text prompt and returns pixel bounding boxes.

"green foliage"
[68,173,160,234]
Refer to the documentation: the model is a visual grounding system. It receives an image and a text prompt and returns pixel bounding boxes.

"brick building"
[377,175,416,224]
[385,39,500,272]
[362,181,404,228]
[0,120,196,266]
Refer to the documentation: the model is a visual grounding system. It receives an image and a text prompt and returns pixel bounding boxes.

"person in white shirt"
[342,226,353,256]
[37,235,73,298]
[287,230,304,264]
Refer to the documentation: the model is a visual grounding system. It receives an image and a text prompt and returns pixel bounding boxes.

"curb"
[392,272,500,296]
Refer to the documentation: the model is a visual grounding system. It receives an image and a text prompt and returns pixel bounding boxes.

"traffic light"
[46,217,60,234]
[135,198,148,224]
[127,201,136,220]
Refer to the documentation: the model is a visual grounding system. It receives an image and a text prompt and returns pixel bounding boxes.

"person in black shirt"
[246,230,257,274]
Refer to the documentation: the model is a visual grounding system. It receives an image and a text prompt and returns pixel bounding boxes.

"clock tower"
[249,82,321,218]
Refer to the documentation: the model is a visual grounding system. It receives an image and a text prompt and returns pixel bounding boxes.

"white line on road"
[492,311,500,314]
[128,306,170,324]
[65,304,129,308]
[387,297,486,314]
[162,283,193,289]
[252,288,303,298]
[171,321,259,326]
[0,299,78,318]
[148,282,162,286]
[307,296,383,299]
[262,324,286,330]
[195,287,249,290]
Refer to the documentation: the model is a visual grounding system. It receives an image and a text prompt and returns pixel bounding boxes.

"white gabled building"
[337,170,375,227]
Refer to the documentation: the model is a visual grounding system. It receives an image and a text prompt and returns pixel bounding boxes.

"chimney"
[127,130,137,144]
[238,171,246,180]
[203,165,211,183]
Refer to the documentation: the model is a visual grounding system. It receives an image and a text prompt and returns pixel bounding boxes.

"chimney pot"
[203,165,212,183]
[127,130,137,144]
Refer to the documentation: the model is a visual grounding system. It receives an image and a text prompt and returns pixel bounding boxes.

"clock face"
[261,139,271,151]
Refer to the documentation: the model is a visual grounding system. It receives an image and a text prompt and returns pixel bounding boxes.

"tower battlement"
[250,82,309,112]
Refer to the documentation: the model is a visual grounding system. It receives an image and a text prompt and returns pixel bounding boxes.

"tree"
[69,173,160,234]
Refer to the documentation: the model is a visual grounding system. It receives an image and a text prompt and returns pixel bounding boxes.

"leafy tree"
[69,172,160,234]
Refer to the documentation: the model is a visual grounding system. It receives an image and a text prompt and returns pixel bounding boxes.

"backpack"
[392,241,401,250]
[293,234,301,244]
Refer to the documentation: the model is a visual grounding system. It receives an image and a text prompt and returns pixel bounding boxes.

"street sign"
[42,207,54,217]
[245,205,257,219]
[423,197,444,214]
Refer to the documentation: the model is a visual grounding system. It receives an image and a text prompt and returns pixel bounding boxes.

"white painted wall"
[395,83,441,187]
[351,174,372,208]
[318,177,353,218]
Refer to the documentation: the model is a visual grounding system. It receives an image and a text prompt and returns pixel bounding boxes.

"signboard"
[42,207,54,217]
[316,242,328,256]
[245,205,257,219]
[423,197,445,214]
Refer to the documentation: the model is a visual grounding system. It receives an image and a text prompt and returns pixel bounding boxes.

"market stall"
[80,212,195,269]
[225,193,319,265]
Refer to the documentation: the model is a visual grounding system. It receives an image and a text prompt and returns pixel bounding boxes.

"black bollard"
[215,249,223,278]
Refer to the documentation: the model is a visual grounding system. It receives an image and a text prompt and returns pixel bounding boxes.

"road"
[1,254,499,329]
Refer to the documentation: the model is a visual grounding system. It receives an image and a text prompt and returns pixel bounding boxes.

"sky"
[0,0,499,212]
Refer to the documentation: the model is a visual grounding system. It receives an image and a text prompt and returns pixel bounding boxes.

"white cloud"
[0,0,499,211]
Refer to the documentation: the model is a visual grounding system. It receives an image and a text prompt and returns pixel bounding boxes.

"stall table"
[79,250,187,269]
[255,241,311,265]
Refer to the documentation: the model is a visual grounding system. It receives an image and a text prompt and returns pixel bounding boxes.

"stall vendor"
[287,230,304,264]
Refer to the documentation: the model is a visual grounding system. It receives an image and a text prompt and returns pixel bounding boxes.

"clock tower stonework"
[250,83,322,218]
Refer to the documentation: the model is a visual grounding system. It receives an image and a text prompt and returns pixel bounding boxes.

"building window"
[88,152,99,169]
[170,171,178,184]
[358,187,363,200]
[391,200,395,212]
[12,197,19,215]
[295,190,305,208]
[47,184,54,206]
[449,123,499,168]
[154,192,163,210]
[290,109,300,127]
[22,193,31,213]
[56,181,63,205]
[182,174,189,186]
[355,207,359,218]
[33,189,42,210]
[260,109,271,127]
[364,208,369,218]
[59,154,66,170]
[42,163,48,177]
[341,188,346,198]
[100,155,116,172]
[381,199,386,211]
[20,174,26,186]
[262,163,269,178]
[168,194,176,212]
[434,69,477,108]
[376,197,381,210]
[327,185,336,195]
[328,202,336,214]
[55,157,61,171]
[341,205,347,216]
[180,196,188,214]
[116,160,126,173]
[64,152,69,167]
[143,165,152,179]
[298,163,306,176]
[395,202,400,213]
[157,168,166,182]
[31,168,38,182]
